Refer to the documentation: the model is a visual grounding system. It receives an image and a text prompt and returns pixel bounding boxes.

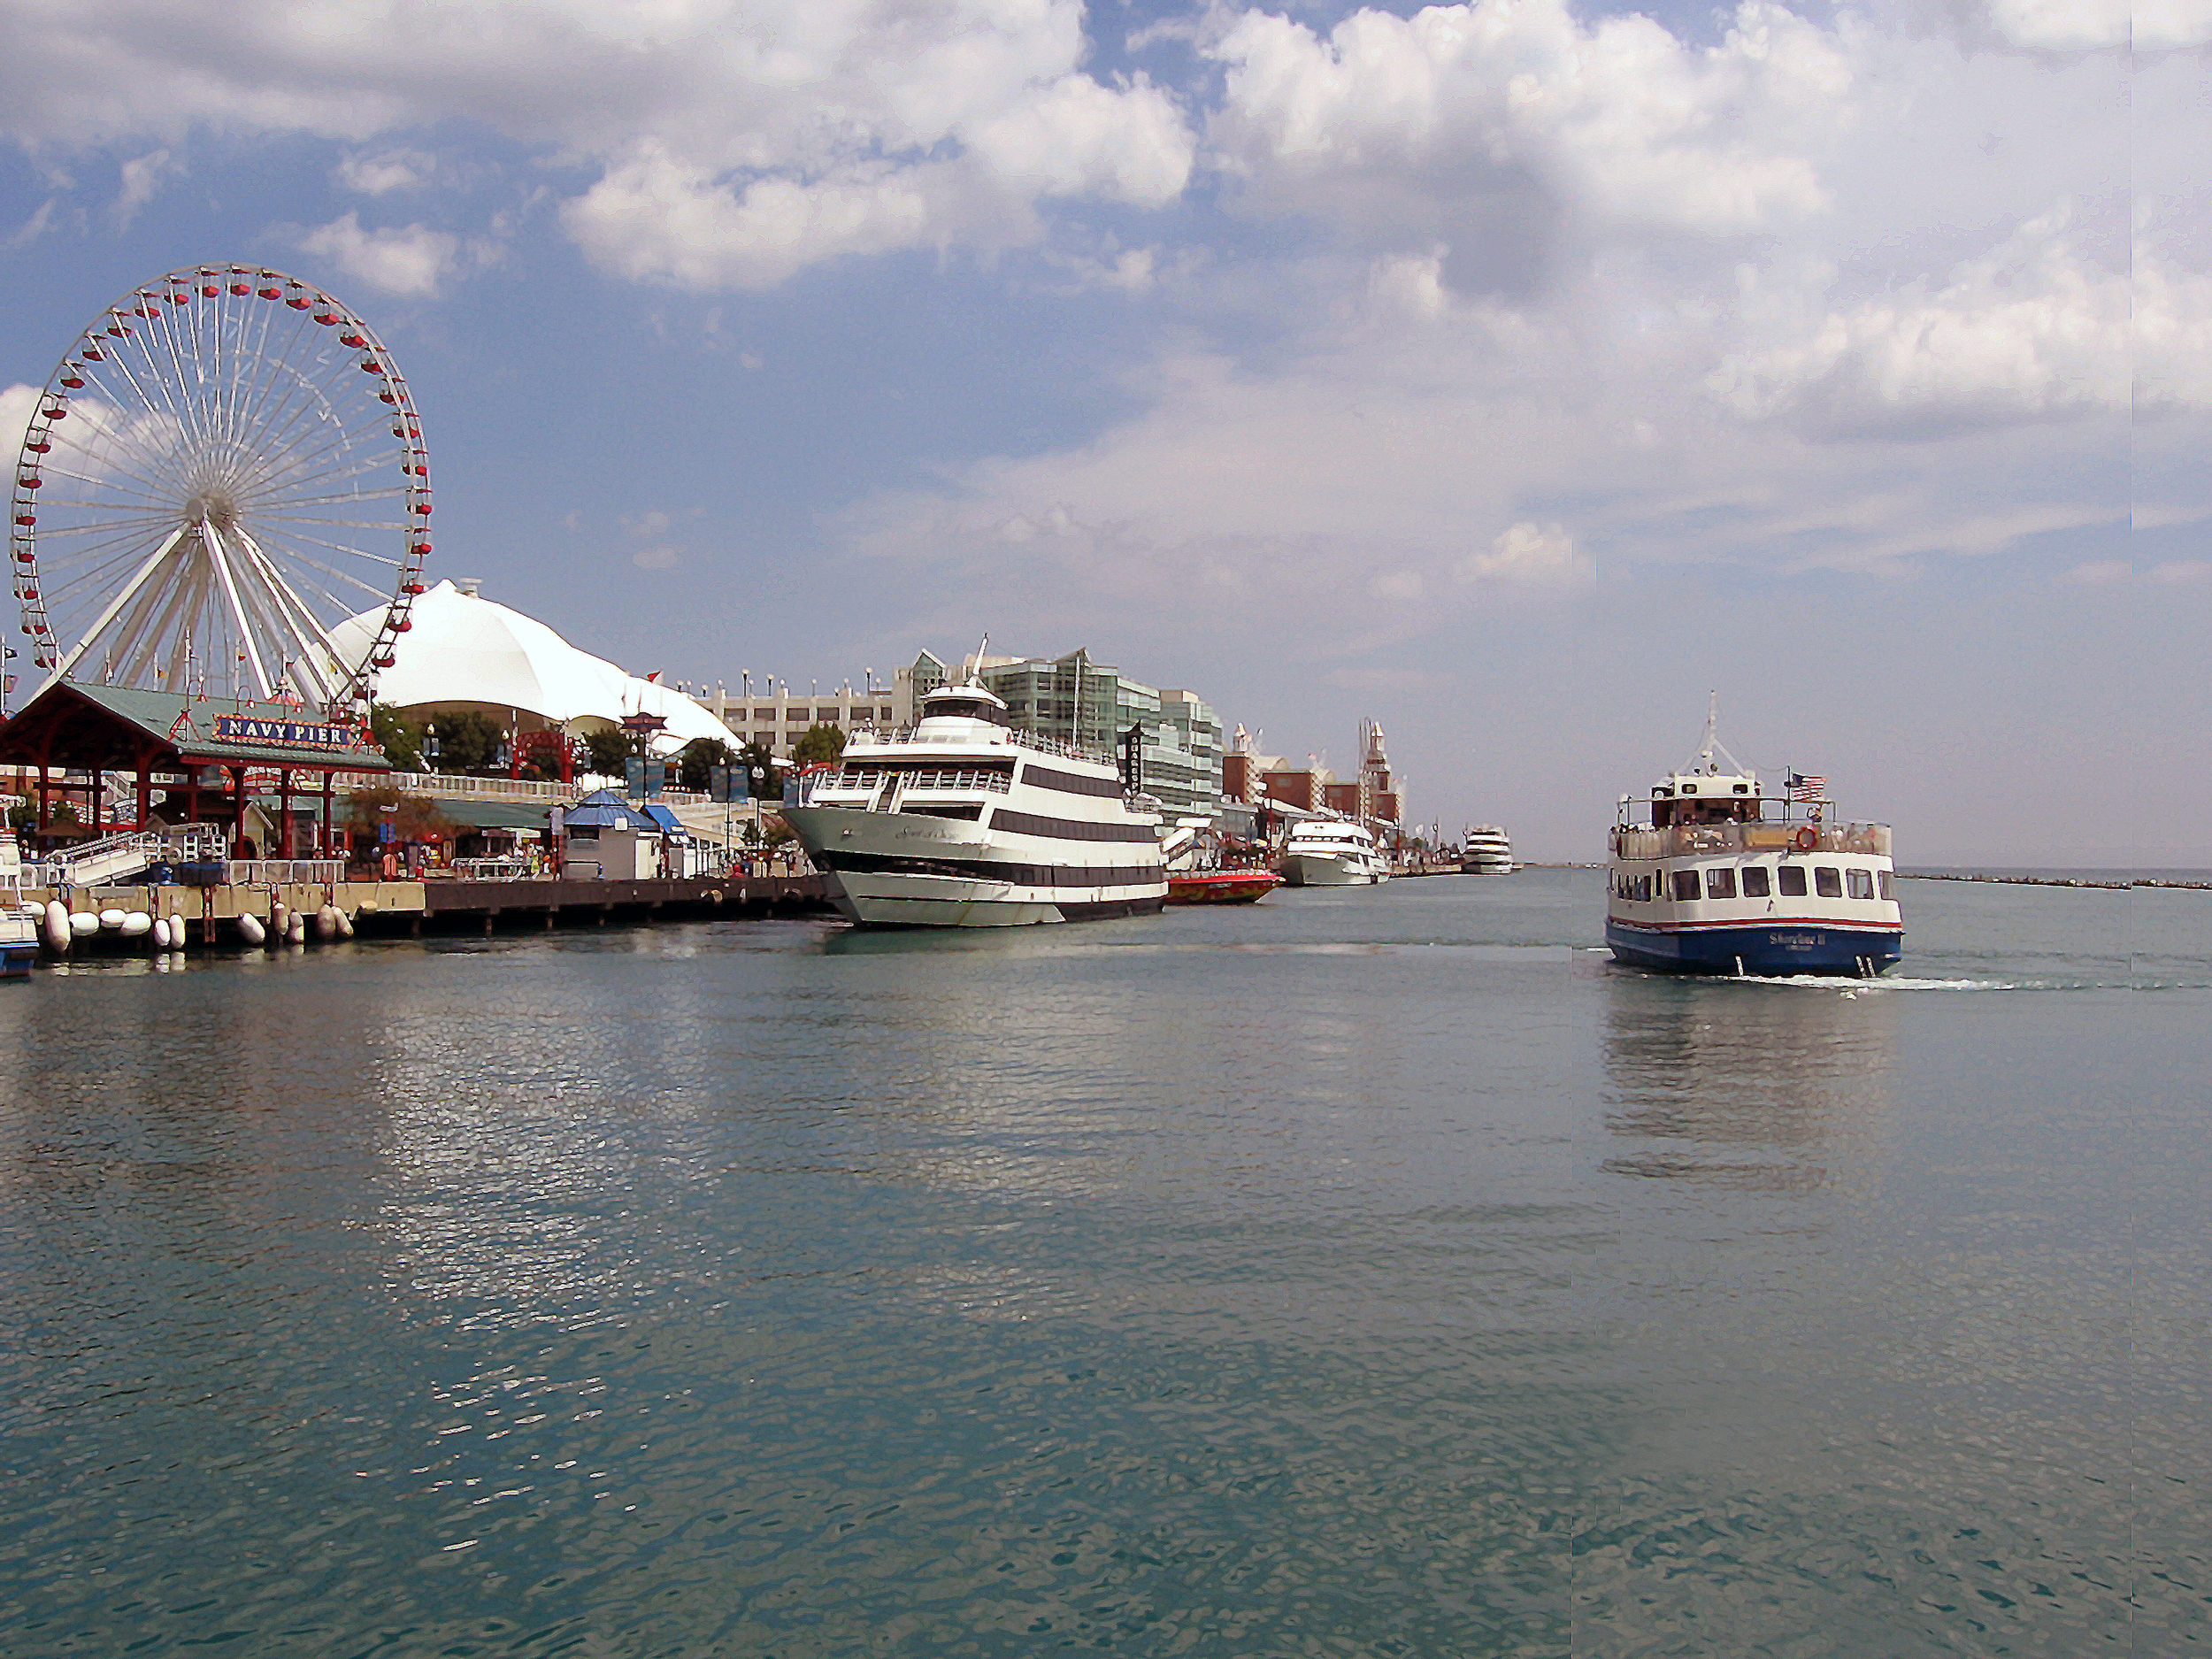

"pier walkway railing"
[382,772,717,808]
[1612,821,1893,862]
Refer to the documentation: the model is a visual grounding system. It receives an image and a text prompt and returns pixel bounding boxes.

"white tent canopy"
[332,580,737,755]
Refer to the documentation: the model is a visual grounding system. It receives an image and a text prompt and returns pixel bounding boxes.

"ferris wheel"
[9,264,430,714]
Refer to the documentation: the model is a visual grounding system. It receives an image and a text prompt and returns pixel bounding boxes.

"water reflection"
[1599,971,1898,1194]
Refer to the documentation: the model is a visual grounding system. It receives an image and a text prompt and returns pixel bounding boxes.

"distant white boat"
[1279,818,1388,887]
[1461,825,1513,875]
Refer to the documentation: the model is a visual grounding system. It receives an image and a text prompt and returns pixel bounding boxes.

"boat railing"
[1612,821,1892,861]
[861,726,1114,767]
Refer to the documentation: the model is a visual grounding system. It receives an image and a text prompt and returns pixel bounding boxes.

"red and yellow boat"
[1164,868,1282,904]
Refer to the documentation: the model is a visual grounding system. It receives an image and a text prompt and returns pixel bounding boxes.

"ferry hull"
[1606,918,1901,977]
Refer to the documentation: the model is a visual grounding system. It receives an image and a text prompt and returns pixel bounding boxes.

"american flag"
[1787,772,1828,803]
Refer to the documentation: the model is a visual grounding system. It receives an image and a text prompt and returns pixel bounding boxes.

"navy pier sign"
[211,713,363,749]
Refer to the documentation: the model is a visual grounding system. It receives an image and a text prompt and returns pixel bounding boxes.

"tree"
[370,703,425,771]
[346,786,457,842]
[791,723,846,766]
[738,740,782,799]
[582,726,634,779]
[424,709,503,773]
[675,736,736,794]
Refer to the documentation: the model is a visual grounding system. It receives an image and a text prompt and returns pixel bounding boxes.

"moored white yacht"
[1605,700,1902,977]
[0,832,36,977]
[1279,817,1389,887]
[782,678,1166,927]
[1461,826,1513,874]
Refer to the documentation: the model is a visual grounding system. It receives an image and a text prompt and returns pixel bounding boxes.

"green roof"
[0,680,393,772]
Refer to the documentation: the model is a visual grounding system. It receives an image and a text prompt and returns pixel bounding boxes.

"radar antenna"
[1684,690,1748,777]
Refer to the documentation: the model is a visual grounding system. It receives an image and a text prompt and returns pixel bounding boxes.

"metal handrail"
[1611,821,1892,860]
[383,771,714,808]
[223,859,346,887]
[859,726,1113,767]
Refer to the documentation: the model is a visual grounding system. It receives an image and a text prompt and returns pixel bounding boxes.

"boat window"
[1847,868,1875,900]
[1740,866,1770,898]
[1778,865,1808,897]
[1814,867,1842,898]
[1705,868,1737,900]
[1638,875,1652,902]
[1671,869,1701,901]
[1879,871,1894,900]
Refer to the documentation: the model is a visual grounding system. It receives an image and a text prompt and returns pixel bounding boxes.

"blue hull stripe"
[1607,918,1901,977]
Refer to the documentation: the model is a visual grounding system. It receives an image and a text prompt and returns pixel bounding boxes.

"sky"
[2,0,2206,865]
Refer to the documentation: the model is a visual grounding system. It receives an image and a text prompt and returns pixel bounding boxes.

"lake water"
[1,870,2204,1656]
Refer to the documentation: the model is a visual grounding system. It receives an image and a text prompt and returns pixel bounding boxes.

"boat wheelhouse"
[782,678,1165,927]
[1605,703,1901,977]
[1279,817,1389,887]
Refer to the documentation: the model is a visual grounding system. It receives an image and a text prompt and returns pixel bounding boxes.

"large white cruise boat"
[1462,825,1513,875]
[1279,817,1390,887]
[782,680,1166,927]
[1605,702,1902,977]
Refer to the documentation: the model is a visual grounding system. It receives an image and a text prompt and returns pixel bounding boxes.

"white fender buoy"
[152,916,172,949]
[286,912,306,944]
[335,909,356,939]
[315,903,338,940]
[235,911,266,946]
[70,911,100,938]
[42,900,71,953]
[120,911,153,939]
[98,908,128,931]
[270,899,288,937]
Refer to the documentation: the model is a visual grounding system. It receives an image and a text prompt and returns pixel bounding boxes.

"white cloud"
[0,0,1195,291]
[2059,558,2130,585]
[334,147,435,195]
[1987,0,2212,50]
[0,383,39,457]
[1705,211,2137,434]
[1209,0,1844,250]
[562,148,941,290]
[113,148,177,227]
[2149,559,2212,583]
[1454,522,1590,586]
[292,211,470,296]
[631,545,680,571]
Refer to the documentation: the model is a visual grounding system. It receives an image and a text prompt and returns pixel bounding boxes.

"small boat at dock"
[1165,869,1283,904]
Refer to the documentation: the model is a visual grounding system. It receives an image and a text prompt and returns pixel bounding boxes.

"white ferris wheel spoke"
[200,518,276,700]
[38,522,191,691]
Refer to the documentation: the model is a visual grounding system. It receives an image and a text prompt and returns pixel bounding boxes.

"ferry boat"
[0,832,38,977]
[1279,817,1389,887]
[782,680,1166,927]
[1461,825,1513,875]
[1605,703,1901,977]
